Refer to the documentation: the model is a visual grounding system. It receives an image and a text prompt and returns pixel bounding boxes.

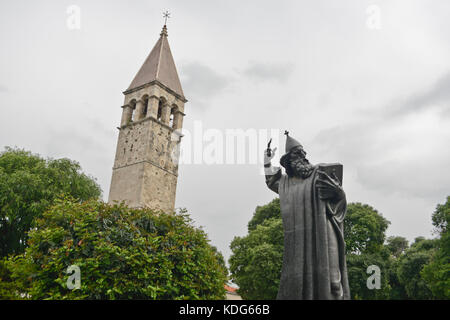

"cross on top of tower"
[160,11,170,37]
[163,10,170,25]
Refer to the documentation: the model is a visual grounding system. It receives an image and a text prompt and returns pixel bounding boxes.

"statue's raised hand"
[316,170,345,201]
[264,146,277,165]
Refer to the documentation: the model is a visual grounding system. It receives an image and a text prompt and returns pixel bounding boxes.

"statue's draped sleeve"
[326,196,347,223]
[265,165,282,194]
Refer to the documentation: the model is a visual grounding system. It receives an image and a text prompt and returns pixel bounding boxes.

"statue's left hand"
[316,170,345,202]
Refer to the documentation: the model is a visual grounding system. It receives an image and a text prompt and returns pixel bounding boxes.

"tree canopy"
[247,198,281,231]
[421,196,450,298]
[386,236,409,258]
[343,203,390,254]
[1,198,227,299]
[397,238,436,299]
[0,147,102,257]
[342,203,392,299]
[229,217,283,299]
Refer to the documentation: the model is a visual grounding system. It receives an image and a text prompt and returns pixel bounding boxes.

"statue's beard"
[290,158,314,179]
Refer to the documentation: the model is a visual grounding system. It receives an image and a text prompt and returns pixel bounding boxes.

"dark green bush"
[3,197,226,300]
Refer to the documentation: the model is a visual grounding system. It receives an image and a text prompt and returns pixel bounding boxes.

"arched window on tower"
[130,100,137,122]
[170,106,178,128]
[142,97,149,118]
[157,99,163,121]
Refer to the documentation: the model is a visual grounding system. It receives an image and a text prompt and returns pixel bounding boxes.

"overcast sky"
[1,0,449,263]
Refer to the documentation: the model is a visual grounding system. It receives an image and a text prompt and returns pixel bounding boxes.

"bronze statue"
[264,131,350,300]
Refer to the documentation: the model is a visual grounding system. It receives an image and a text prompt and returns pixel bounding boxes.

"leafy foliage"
[344,204,394,299]
[0,147,101,257]
[247,198,281,231]
[229,217,283,299]
[344,203,390,254]
[421,197,450,298]
[0,258,21,299]
[386,236,409,258]
[386,257,408,299]
[211,245,229,280]
[346,247,392,299]
[396,238,436,299]
[2,198,226,299]
[431,196,449,234]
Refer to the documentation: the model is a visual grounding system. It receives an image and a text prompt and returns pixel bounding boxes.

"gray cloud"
[312,117,450,202]
[179,61,231,109]
[312,123,379,162]
[242,61,294,83]
[356,158,450,199]
[389,72,450,117]
[0,85,8,93]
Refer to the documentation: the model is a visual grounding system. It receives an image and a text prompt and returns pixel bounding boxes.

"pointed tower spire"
[126,20,184,99]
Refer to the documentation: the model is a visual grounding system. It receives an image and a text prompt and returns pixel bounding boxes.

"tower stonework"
[108,25,187,213]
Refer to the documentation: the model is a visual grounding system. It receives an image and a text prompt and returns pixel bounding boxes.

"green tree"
[0,258,20,299]
[211,245,229,281]
[386,236,409,258]
[431,196,449,234]
[421,196,450,299]
[0,147,101,257]
[397,237,436,299]
[1,197,226,299]
[229,217,283,299]
[343,203,393,299]
[344,203,390,254]
[387,257,408,299]
[346,247,392,299]
[247,198,280,231]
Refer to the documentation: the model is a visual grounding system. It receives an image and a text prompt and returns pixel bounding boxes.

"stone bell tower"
[108,24,187,213]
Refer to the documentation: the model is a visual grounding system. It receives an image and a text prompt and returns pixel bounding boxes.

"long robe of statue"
[265,132,350,300]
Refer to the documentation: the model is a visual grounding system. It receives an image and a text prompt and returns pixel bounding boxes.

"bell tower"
[108,24,187,213]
